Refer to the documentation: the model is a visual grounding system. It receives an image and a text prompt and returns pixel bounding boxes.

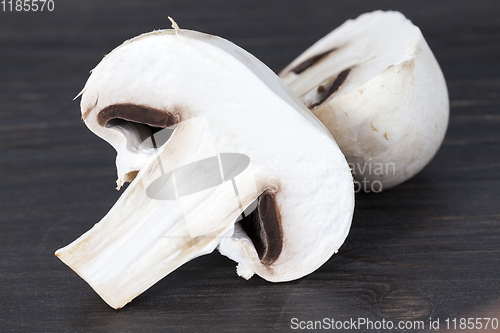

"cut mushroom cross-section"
[55,20,355,309]
[280,11,449,189]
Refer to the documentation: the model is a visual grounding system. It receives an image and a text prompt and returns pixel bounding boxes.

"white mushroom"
[280,11,449,190]
[55,20,354,309]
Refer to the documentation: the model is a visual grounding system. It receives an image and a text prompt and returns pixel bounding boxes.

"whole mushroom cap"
[280,10,449,190]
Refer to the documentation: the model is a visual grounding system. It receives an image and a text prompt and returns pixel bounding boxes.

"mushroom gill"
[238,190,283,266]
[290,48,337,74]
[309,68,351,109]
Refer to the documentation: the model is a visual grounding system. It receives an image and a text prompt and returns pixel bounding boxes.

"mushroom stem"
[55,118,259,309]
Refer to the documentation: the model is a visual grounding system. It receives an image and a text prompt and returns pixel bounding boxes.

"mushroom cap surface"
[280,11,449,189]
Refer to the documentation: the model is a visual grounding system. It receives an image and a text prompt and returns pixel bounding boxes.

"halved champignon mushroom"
[55,19,354,309]
[280,11,449,189]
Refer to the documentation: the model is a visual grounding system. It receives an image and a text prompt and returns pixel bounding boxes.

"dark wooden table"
[1,1,500,332]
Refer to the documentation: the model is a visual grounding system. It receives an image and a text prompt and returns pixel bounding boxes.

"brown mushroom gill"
[98,104,178,128]
[310,68,351,109]
[239,190,283,266]
[289,48,337,74]
[98,104,179,146]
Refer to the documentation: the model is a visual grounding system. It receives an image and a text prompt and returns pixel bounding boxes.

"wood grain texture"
[1,0,500,332]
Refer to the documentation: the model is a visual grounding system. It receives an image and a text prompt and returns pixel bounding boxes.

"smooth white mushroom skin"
[55,22,354,309]
[280,11,449,190]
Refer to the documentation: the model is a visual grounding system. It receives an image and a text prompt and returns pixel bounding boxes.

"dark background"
[1,0,500,332]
